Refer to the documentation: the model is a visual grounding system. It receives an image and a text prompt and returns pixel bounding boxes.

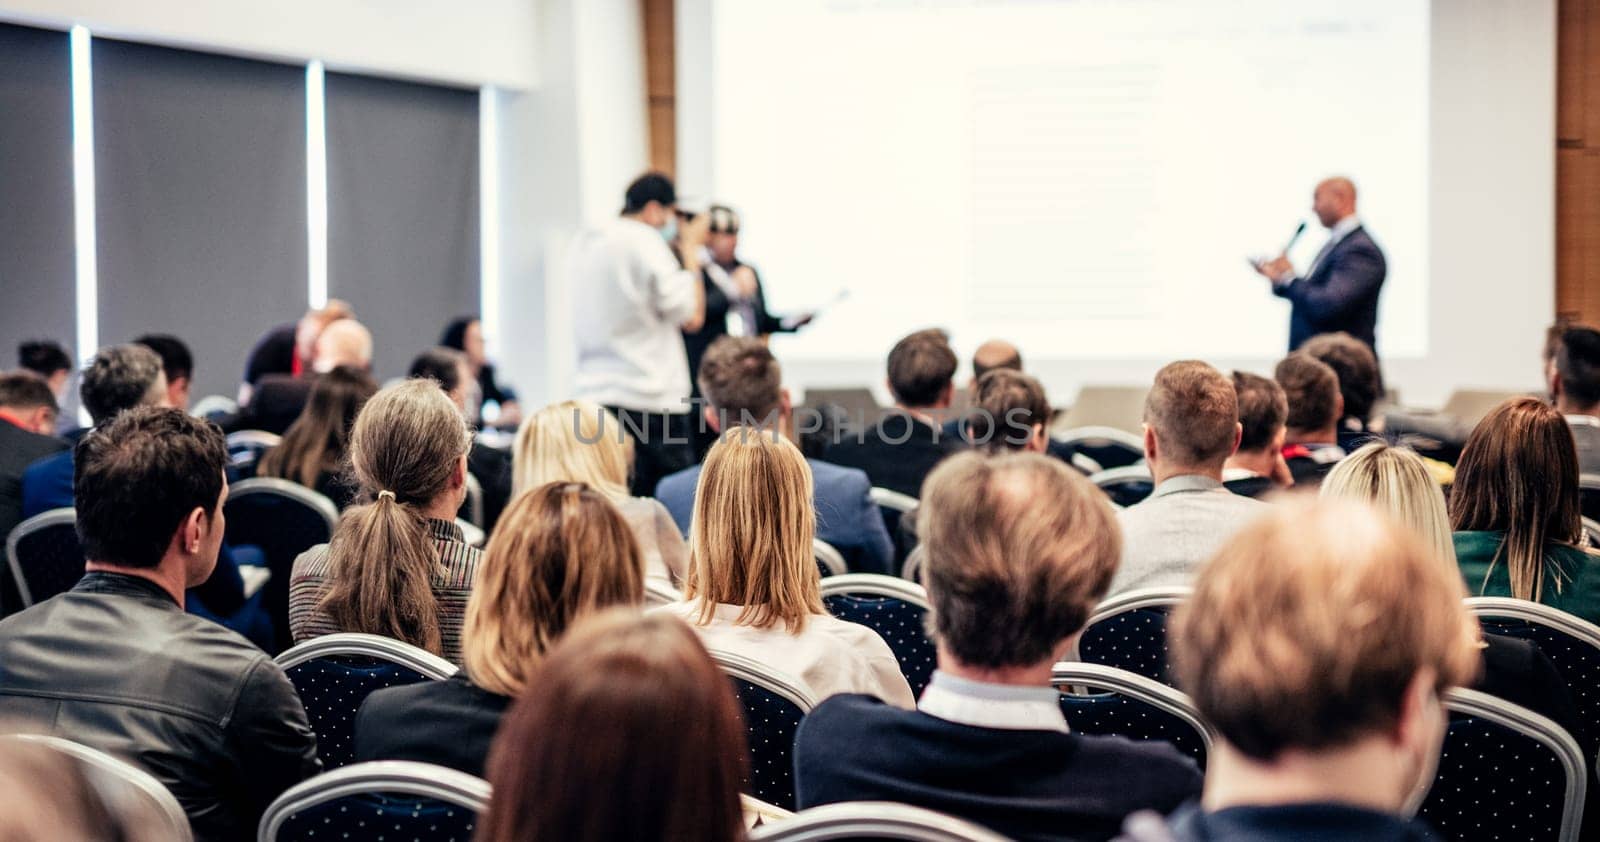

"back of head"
[697,336,782,425]
[512,400,630,500]
[0,371,58,417]
[1301,332,1381,425]
[18,341,71,378]
[312,319,373,373]
[886,329,957,409]
[1450,397,1583,601]
[1321,442,1454,565]
[0,737,166,842]
[75,406,226,570]
[1556,326,1600,410]
[918,451,1120,668]
[408,346,468,394]
[131,334,192,386]
[687,428,820,631]
[464,482,645,697]
[1172,498,1477,762]
[1232,371,1287,453]
[1144,360,1239,469]
[623,172,677,214]
[1274,352,1340,435]
[258,365,378,487]
[319,380,472,654]
[967,369,1050,453]
[439,317,476,352]
[971,339,1023,382]
[80,345,166,425]
[480,610,747,842]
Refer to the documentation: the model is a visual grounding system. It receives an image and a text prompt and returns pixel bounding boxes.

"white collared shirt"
[917,670,1070,733]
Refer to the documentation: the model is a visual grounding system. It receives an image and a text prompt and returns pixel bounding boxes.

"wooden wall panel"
[642,0,675,176]
[1558,0,1600,325]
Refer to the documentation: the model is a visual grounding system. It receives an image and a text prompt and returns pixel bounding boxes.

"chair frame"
[1057,426,1145,452]
[748,800,1012,842]
[1050,662,1215,753]
[226,477,339,536]
[1585,517,1600,550]
[191,394,239,419]
[813,538,849,577]
[225,429,282,451]
[462,472,485,529]
[709,649,820,712]
[10,733,193,842]
[900,546,924,584]
[1433,688,1587,842]
[1088,464,1153,486]
[5,506,79,608]
[1067,586,1192,662]
[819,573,930,607]
[257,760,490,842]
[273,632,458,679]
[869,487,919,514]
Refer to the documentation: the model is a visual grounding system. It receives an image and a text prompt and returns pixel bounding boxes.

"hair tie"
[377,490,397,502]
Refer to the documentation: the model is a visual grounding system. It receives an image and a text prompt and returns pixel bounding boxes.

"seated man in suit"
[1548,325,1600,475]
[1301,331,1383,452]
[1128,499,1477,841]
[234,318,373,435]
[0,406,320,840]
[794,451,1202,841]
[0,372,66,540]
[1108,362,1265,596]
[1222,371,1292,496]
[655,337,894,574]
[1274,353,1347,487]
[824,328,965,498]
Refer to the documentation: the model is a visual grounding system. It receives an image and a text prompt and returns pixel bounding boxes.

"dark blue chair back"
[259,760,488,842]
[713,652,817,812]
[821,575,937,698]
[5,508,83,614]
[1078,607,1176,686]
[1091,466,1155,508]
[224,479,337,652]
[1468,598,1600,770]
[1053,663,1211,770]
[1223,474,1275,498]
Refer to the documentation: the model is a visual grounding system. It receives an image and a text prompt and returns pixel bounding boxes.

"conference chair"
[5,507,83,612]
[901,545,925,584]
[257,760,489,842]
[1051,662,1213,769]
[1089,465,1155,508]
[1222,474,1276,499]
[224,429,281,480]
[1586,517,1600,550]
[1467,597,1600,772]
[710,649,819,812]
[273,633,457,770]
[1070,587,1191,687]
[1440,389,1531,428]
[869,487,918,541]
[743,794,795,829]
[820,574,937,698]
[1057,387,1149,437]
[748,801,1012,842]
[1418,688,1586,842]
[814,538,849,578]
[191,394,238,424]
[7,734,192,842]
[1057,426,1146,472]
[224,477,338,652]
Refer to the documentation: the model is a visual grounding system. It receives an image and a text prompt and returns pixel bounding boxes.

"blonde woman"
[514,400,687,589]
[655,428,914,707]
[351,482,645,775]
[289,380,478,662]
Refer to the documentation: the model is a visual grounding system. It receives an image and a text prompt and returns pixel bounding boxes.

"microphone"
[1282,221,1307,254]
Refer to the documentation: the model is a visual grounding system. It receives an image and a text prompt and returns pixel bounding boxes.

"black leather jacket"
[0,572,320,840]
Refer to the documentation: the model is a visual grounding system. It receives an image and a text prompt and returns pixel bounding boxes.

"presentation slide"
[703,0,1429,360]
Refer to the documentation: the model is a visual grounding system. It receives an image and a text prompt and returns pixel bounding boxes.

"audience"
[655,337,894,574]
[1107,361,1262,596]
[408,347,514,530]
[1300,331,1383,452]
[441,315,522,428]
[1223,371,1292,496]
[1450,397,1600,624]
[17,340,72,403]
[795,450,1201,841]
[514,399,688,590]
[132,333,194,412]
[354,482,644,776]
[478,611,747,842]
[825,328,965,498]
[0,372,64,540]
[1548,325,1600,474]
[944,340,1077,466]
[236,317,373,435]
[289,379,479,663]
[1138,499,1478,841]
[965,367,1055,454]
[255,365,377,509]
[655,428,914,706]
[0,407,319,840]
[238,300,353,405]
[1274,352,1346,486]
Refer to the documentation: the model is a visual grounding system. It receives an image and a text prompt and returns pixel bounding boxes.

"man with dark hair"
[654,337,894,573]
[1109,361,1263,596]
[569,172,709,496]
[795,451,1201,839]
[1300,331,1382,451]
[1550,326,1600,474]
[408,347,513,531]
[1223,371,1292,496]
[0,407,320,839]
[17,340,72,401]
[1274,353,1346,486]
[134,333,195,412]
[0,371,66,539]
[824,329,965,498]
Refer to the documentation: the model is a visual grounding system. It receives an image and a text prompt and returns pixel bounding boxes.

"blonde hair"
[686,428,822,631]
[319,380,472,655]
[1172,498,1479,760]
[463,482,645,697]
[1321,441,1455,565]
[513,400,631,503]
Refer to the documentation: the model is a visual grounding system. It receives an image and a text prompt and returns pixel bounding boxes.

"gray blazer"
[1109,474,1266,596]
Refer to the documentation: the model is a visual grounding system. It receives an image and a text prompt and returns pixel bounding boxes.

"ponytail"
[319,491,444,654]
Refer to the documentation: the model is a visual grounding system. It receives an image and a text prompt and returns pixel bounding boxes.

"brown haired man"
[1222,371,1292,496]
[1273,353,1346,487]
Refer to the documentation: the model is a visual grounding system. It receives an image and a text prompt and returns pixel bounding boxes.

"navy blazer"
[1274,226,1386,354]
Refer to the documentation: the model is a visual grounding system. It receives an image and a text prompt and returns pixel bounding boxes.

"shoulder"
[799,693,903,738]
[291,544,333,577]
[809,613,896,654]
[22,449,71,479]
[1072,732,1204,795]
[808,458,869,490]
[360,678,441,722]
[654,465,700,496]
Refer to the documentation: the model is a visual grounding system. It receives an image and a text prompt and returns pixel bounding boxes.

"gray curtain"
[0,24,75,375]
[325,72,479,381]
[93,38,307,404]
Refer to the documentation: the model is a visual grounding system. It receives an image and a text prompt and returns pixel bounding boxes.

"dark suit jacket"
[682,262,795,398]
[1273,226,1386,354]
[0,421,67,539]
[823,413,965,499]
[466,442,513,533]
[353,674,510,778]
[231,375,314,435]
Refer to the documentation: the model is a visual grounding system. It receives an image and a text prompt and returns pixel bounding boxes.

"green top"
[1453,530,1600,625]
